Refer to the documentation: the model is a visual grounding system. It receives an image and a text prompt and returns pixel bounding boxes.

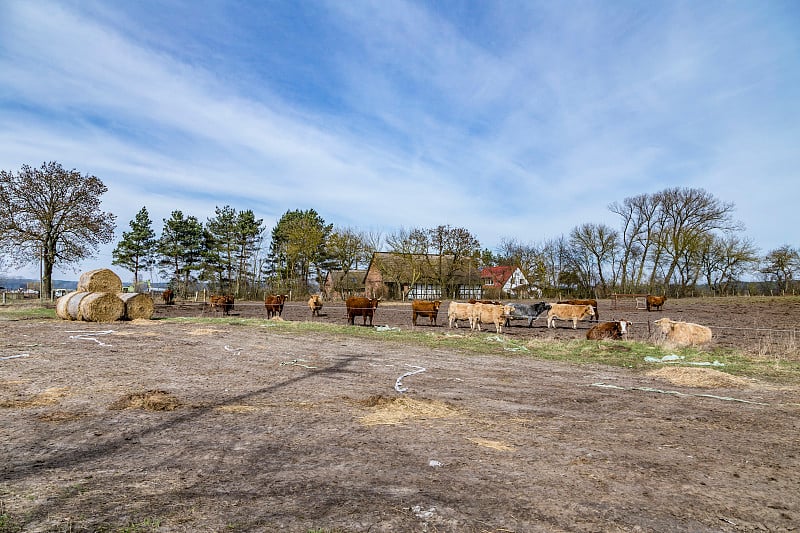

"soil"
[1,297,799,532]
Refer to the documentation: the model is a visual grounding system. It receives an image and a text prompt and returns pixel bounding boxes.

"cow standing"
[308,294,323,317]
[162,289,175,305]
[411,300,441,326]
[265,294,288,318]
[346,297,380,326]
[646,295,667,312]
[209,294,234,316]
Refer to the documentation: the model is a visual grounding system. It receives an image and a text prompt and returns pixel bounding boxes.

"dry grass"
[647,367,752,388]
[108,390,181,411]
[356,395,460,426]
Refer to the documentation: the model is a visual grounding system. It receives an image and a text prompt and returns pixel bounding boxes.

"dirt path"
[1,301,799,531]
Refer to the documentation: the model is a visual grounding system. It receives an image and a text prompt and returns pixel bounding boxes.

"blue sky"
[1,0,798,281]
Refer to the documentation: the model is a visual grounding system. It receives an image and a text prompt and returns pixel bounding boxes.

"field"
[1,297,799,532]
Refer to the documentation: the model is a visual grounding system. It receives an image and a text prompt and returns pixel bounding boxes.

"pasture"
[1,297,799,532]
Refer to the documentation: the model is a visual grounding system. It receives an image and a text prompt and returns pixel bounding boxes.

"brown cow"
[162,289,175,305]
[346,296,380,326]
[265,294,288,318]
[646,295,667,312]
[447,301,475,329]
[547,303,595,329]
[308,294,323,317]
[412,300,441,326]
[471,302,515,334]
[557,299,599,321]
[586,320,630,340]
[209,294,234,315]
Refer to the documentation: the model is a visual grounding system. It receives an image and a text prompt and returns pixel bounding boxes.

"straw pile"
[118,292,154,320]
[78,292,125,322]
[77,268,123,293]
[56,291,92,320]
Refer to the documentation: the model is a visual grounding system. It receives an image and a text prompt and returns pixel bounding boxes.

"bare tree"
[568,223,620,296]
[760,245,800,294]
[427,225,480,297]
[698,234,759,295]
[0,162,116,297]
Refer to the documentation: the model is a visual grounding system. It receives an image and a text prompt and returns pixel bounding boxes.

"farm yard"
[1,297,799,532]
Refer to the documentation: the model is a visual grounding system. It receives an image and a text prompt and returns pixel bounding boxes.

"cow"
[346,296,380,326]
[471,302,515,334]
[264,294,288,318]
[469,298,503,305]
[586,320,630,340]
[447,301,475,329]
[162,289,175,305]
[557,299,599,321]
[547,303,595,329]
[646,295,667,312]
[308,294,323,317]
[504,302,551,328]
[652,318,712,347]
[412,300,441,326]
[209,294,234,316]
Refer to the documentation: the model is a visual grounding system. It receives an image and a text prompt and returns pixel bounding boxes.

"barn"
[363,252,482,300]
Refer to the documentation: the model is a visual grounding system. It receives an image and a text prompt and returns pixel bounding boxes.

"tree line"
[2,162,799,299]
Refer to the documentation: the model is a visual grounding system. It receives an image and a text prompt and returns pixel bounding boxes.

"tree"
[157,210,204,296]
[112,206,157,286]
[760,245,800,294]
[426,225,480,297]
[327,227,371,295]
[568,223,620,296]
[698,234,759,295]
[203,205,239,292]
[0,161,116,297]
[269,209,332,293]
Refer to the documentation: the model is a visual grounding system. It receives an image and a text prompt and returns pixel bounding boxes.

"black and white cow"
[504,302,551,327]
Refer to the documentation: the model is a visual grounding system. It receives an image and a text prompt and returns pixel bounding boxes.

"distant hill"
[0,277,78,291]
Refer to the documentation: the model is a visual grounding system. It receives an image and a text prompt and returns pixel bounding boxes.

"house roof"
[480,266,515,288]
[366,252,481,285]
[325,270,367,285]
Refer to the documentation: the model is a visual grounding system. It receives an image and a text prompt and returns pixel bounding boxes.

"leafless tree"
[0,162,116,297]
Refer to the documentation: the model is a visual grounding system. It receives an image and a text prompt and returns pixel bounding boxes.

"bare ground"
[1,297,799,532]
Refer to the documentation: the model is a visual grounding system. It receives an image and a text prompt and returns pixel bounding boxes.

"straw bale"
[647,367,751,389]
[56,291,87,320]
[118,292,154,320]
[79,292,125,322]
[62,291,92,321]
[77,268,123,293]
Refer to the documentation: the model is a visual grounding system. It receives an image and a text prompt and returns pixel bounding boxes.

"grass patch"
[155,317,800,385]
[0,304,55,320]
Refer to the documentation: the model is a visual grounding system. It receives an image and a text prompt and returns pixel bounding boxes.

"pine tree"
[112,206,157,285]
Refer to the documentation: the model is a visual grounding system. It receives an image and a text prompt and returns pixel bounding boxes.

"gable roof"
[480,266,515,288]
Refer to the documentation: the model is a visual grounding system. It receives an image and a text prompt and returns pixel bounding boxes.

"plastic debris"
[0,353,30,361]
[395,365,426,393]
[590,382,768,405]
[374,325,400,332]
[223,345,242,356]
[67,330,114,347]
[644,354,724,366]
[428,460,443,468]
[280,359,317,369]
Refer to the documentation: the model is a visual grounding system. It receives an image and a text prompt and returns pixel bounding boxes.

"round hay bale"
[55,291,86,320]
[118,292,154,320]
[62,291,93,321]
[78,292,125,322]
[77,268,122,293]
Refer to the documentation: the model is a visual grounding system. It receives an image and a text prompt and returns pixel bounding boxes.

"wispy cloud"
[1,0,798,279]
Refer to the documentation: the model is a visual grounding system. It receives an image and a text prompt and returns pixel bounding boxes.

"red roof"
[480,266,514,288]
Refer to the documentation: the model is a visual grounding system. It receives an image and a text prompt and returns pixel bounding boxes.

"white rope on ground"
[223,345,242,355]
[589,382,769,406]
[67,330,114,347]
[1,353,30,360]
[395,365,426,393]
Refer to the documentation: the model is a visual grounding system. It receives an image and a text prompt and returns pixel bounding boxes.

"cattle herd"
[193,292,710,346]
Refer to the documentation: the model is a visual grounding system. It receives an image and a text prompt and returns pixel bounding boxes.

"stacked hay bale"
[55,269,154,321]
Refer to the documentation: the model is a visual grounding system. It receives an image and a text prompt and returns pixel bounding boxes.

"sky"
[1,0,798,282]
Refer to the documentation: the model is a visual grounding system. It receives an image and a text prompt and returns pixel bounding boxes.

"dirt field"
[1,297,799,532]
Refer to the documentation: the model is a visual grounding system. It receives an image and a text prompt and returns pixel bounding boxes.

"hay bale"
[647,367,751,389]
[78,292,124,322]
[77,268,122,293]
[118,292,154,320]
[56,291,87,320]
[59,291,93,320]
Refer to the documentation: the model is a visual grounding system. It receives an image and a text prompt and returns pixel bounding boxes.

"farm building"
[481,266,539,298]
[322,270,368,301]
[363,252,482,300]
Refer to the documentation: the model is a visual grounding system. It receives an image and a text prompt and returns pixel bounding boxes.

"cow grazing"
[471,302,515,334]
[162,289,175,305]
[264,294,288,318]
[652,318,712,347]
[586,320,630,340]
[209,294,234,316]
[547,303,596,329]
[412,300,441,326]
[504,302,551,327]
[346,297,380,326]
[447,301,475,329]
[557,299,599,321]
[646,295,667,312]
[308,294,323,317]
